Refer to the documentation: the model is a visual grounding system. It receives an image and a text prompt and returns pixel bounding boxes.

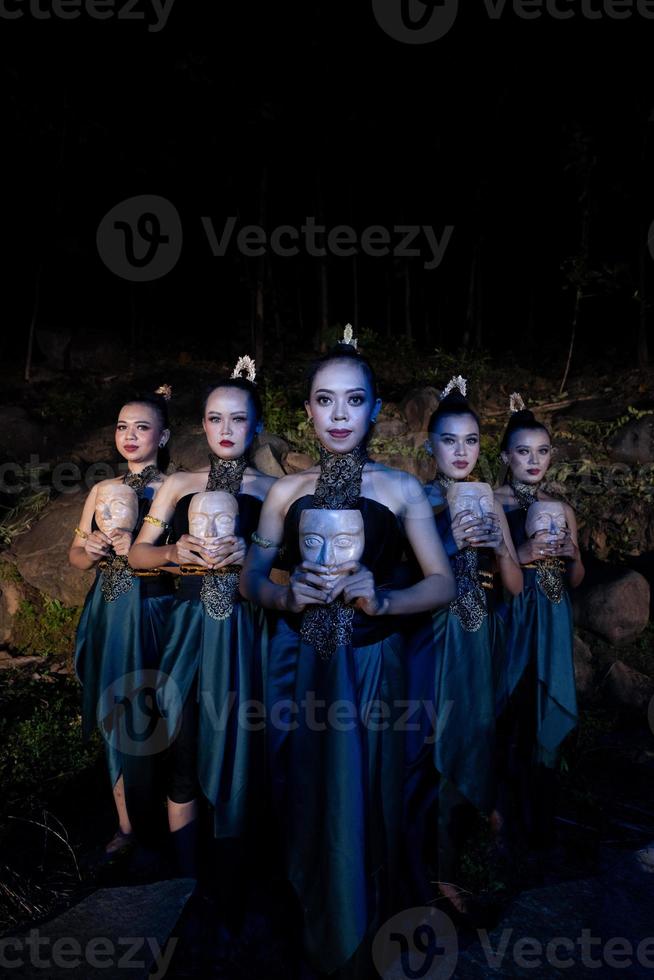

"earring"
[370,417,378,424]
[159,441,166,448]
[308,417,314,426]
[423,440,434,457]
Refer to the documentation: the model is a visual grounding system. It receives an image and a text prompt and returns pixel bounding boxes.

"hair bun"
[154,384,173,401]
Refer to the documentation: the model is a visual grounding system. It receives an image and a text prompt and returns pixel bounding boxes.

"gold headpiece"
[509,392,525,413]
[231,355,257,383]
[342,323,358,350]
[154,384,173,401]
[441,375,467,399]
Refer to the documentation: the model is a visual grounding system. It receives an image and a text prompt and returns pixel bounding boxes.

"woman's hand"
[517,531,560,564]
[464,513,506,552]
[109,529,133,557]
[451,510,487,551]
[328,562,389,617]
[553,528,579,561]
[171,533,221,568]
[210,536,247,569]
[286,561,332,613]
[84,530,112,561]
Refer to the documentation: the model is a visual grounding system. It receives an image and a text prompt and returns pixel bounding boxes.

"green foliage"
[0,489,51,546]
[261,385,307,441]
[0,669,100,814]
[13,597,81,660]
[430,346,493,393]
[37,385,92,427]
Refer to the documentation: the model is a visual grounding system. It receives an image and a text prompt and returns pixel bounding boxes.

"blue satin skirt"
[156,588,268,838]
[74,573,174,824]
[496,569,578,766]
[404,605,501,814]
[266,616,405,975]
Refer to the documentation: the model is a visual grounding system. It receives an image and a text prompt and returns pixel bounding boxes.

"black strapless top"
[171,492,263,545]
[282,495,406,644]
[505,507,528,549]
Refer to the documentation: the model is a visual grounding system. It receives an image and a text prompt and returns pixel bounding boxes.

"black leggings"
[167,687,201,804]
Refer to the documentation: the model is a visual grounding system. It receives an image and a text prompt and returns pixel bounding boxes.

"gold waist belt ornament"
[523,558,565,604]
[177,564,243,621]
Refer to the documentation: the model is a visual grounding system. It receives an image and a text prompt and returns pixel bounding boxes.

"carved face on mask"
[188,491,238,540]
[299,509,365,588]
[95,484,139,536]
[446,482,495,525]
[526,501,567,540]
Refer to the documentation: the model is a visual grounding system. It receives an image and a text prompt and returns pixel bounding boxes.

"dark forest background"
[2,0,654,382]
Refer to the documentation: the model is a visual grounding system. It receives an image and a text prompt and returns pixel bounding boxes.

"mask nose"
[319,539,335,566]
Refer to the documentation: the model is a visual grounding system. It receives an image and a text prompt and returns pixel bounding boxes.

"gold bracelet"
[251,531,280,549]
[74,527,89,540]
[143,514,169,529]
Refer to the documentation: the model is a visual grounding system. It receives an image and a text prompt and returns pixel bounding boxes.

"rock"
[167,425,211,472]
[0,406,47,458]
[15,878,194,980]
[253,443,285,478]
[573,634,594,698]
[604,660,654,713]
[68,424,118,466]
[254,431,291,457]
[608,414,654,465]
[68,329,126,373]
[283,451,314,473]
[399,386,440,434]
[13,494,94,606]
[573,566,650,646]
[553,396,625,424]
[0,566,30,647]
[374,417,408,439]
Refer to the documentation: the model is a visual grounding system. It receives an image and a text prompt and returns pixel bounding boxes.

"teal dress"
[156,492,268,839]
[74,488,174,831]
[496,508,578,768]
[267,495,406,976]
[406,505,500,810]
[403,504,502,901]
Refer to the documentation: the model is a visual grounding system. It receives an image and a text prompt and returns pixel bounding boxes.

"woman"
[129,358,275,880]
[240,331,455,977]
[404,376,522,918]
[494,394,583,853]
[70,387,174,855]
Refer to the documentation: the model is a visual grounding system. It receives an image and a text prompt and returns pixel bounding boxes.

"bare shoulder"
[494,484,513,504]
[243,468,279,502]
[364,461,427,514]
[263,469,318,513]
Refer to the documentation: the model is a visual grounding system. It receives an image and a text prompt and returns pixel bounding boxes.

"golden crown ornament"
[231,355,257,383]
[441,375,467,399]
